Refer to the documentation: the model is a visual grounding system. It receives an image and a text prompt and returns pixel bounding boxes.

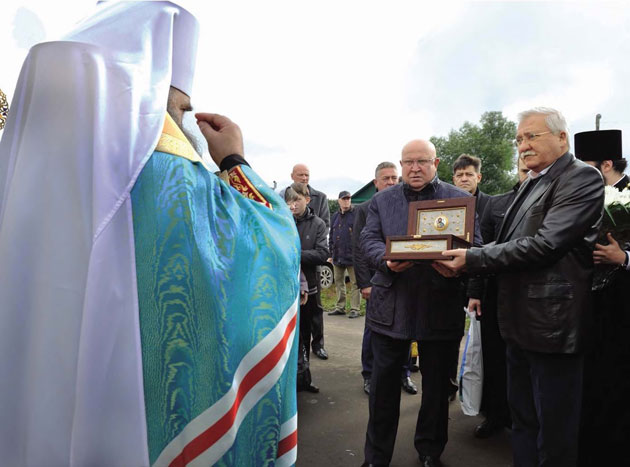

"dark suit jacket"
[361,179,482,341]
[474,189,492,222]
[467,184,519,299]
[480,184,520,244]
[467,152,604,354]
[352,201,373,290]
[307,185,330,230]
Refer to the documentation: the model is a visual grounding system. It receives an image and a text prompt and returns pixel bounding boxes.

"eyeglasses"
[513,131,551,147]
[401,158,435,168]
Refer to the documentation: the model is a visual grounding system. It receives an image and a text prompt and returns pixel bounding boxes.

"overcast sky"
[2,1,630,197]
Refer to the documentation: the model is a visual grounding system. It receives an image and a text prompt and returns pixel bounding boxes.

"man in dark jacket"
[286,183,330,363]
[360,140,482,467]
[353,162,418,396]
[439,107,604,467]
[574,129,630,466]
[328,191,361,318]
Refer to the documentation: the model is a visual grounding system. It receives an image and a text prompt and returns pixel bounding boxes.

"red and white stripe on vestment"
[152,298,299,467]
[275,414,298,466]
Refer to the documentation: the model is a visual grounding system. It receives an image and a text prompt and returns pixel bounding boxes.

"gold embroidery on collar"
[155,113,210,170]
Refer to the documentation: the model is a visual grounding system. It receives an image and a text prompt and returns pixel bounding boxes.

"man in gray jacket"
[438,107,604,467]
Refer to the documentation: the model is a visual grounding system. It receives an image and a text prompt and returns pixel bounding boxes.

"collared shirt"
[528,158,557,179]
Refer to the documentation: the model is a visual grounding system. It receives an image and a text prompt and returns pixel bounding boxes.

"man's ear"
[477,172,482,183]
[601,160,613,173]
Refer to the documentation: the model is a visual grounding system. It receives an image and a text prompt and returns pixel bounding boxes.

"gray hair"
[517,107,571,149]
[374,161,397,178]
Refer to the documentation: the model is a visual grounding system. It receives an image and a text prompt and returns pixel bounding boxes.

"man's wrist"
[623,250,630,270]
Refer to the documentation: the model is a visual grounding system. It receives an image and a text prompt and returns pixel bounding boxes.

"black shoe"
[363,378,370,395]
[314,348,328,360]
[328,309,345,316]
[474,418,504,439]
[305,383,320,393]
[401,376,418,394]
[348,310,360,318]
[419,455,442,467]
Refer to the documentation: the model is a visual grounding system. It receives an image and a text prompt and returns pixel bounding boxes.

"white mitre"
[0,3,199,466]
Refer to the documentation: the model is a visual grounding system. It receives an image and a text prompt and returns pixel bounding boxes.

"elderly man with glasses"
[438,107,604,467]
[360,139,482,467]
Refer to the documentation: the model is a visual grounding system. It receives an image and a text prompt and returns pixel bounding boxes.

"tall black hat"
[574,129,623,161]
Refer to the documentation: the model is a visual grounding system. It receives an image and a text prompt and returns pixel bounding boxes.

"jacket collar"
[402,176,440,201]
[296,206,314,223]
[500,152,574,241]
[614,174,630,191]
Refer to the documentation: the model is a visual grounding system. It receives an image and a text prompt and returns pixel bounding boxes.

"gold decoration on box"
[383,197,476,261]
[405,243,432,251]
[0,88,8,131]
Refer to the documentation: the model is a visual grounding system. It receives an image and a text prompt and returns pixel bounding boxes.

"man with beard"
[0,2,300,466]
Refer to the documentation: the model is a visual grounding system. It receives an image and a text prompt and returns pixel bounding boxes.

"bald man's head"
[291,164,310,184]
[400,139,439,191]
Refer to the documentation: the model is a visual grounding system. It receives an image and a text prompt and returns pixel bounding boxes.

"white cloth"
[0,2,197,465]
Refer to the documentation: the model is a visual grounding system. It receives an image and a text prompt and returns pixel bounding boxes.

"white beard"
[181,111,206,156]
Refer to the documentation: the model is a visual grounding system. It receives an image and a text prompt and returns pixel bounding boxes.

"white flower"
[604,185,630,207]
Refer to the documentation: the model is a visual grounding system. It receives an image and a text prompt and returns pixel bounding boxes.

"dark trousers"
[579,287,630,466]
[479,280,510,425]
[364,332,458,465]
[301,291,324,353]
[506,344,583,467]
[361,320,410,380]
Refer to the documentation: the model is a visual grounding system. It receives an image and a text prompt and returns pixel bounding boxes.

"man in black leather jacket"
[438,107,604,467]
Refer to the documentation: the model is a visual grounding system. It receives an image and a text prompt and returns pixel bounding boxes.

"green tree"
[431,111,518,195]
[328,199,339,216]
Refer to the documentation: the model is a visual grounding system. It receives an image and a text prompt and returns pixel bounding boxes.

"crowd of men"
[285,108,629,467]
[0,2,627,466]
